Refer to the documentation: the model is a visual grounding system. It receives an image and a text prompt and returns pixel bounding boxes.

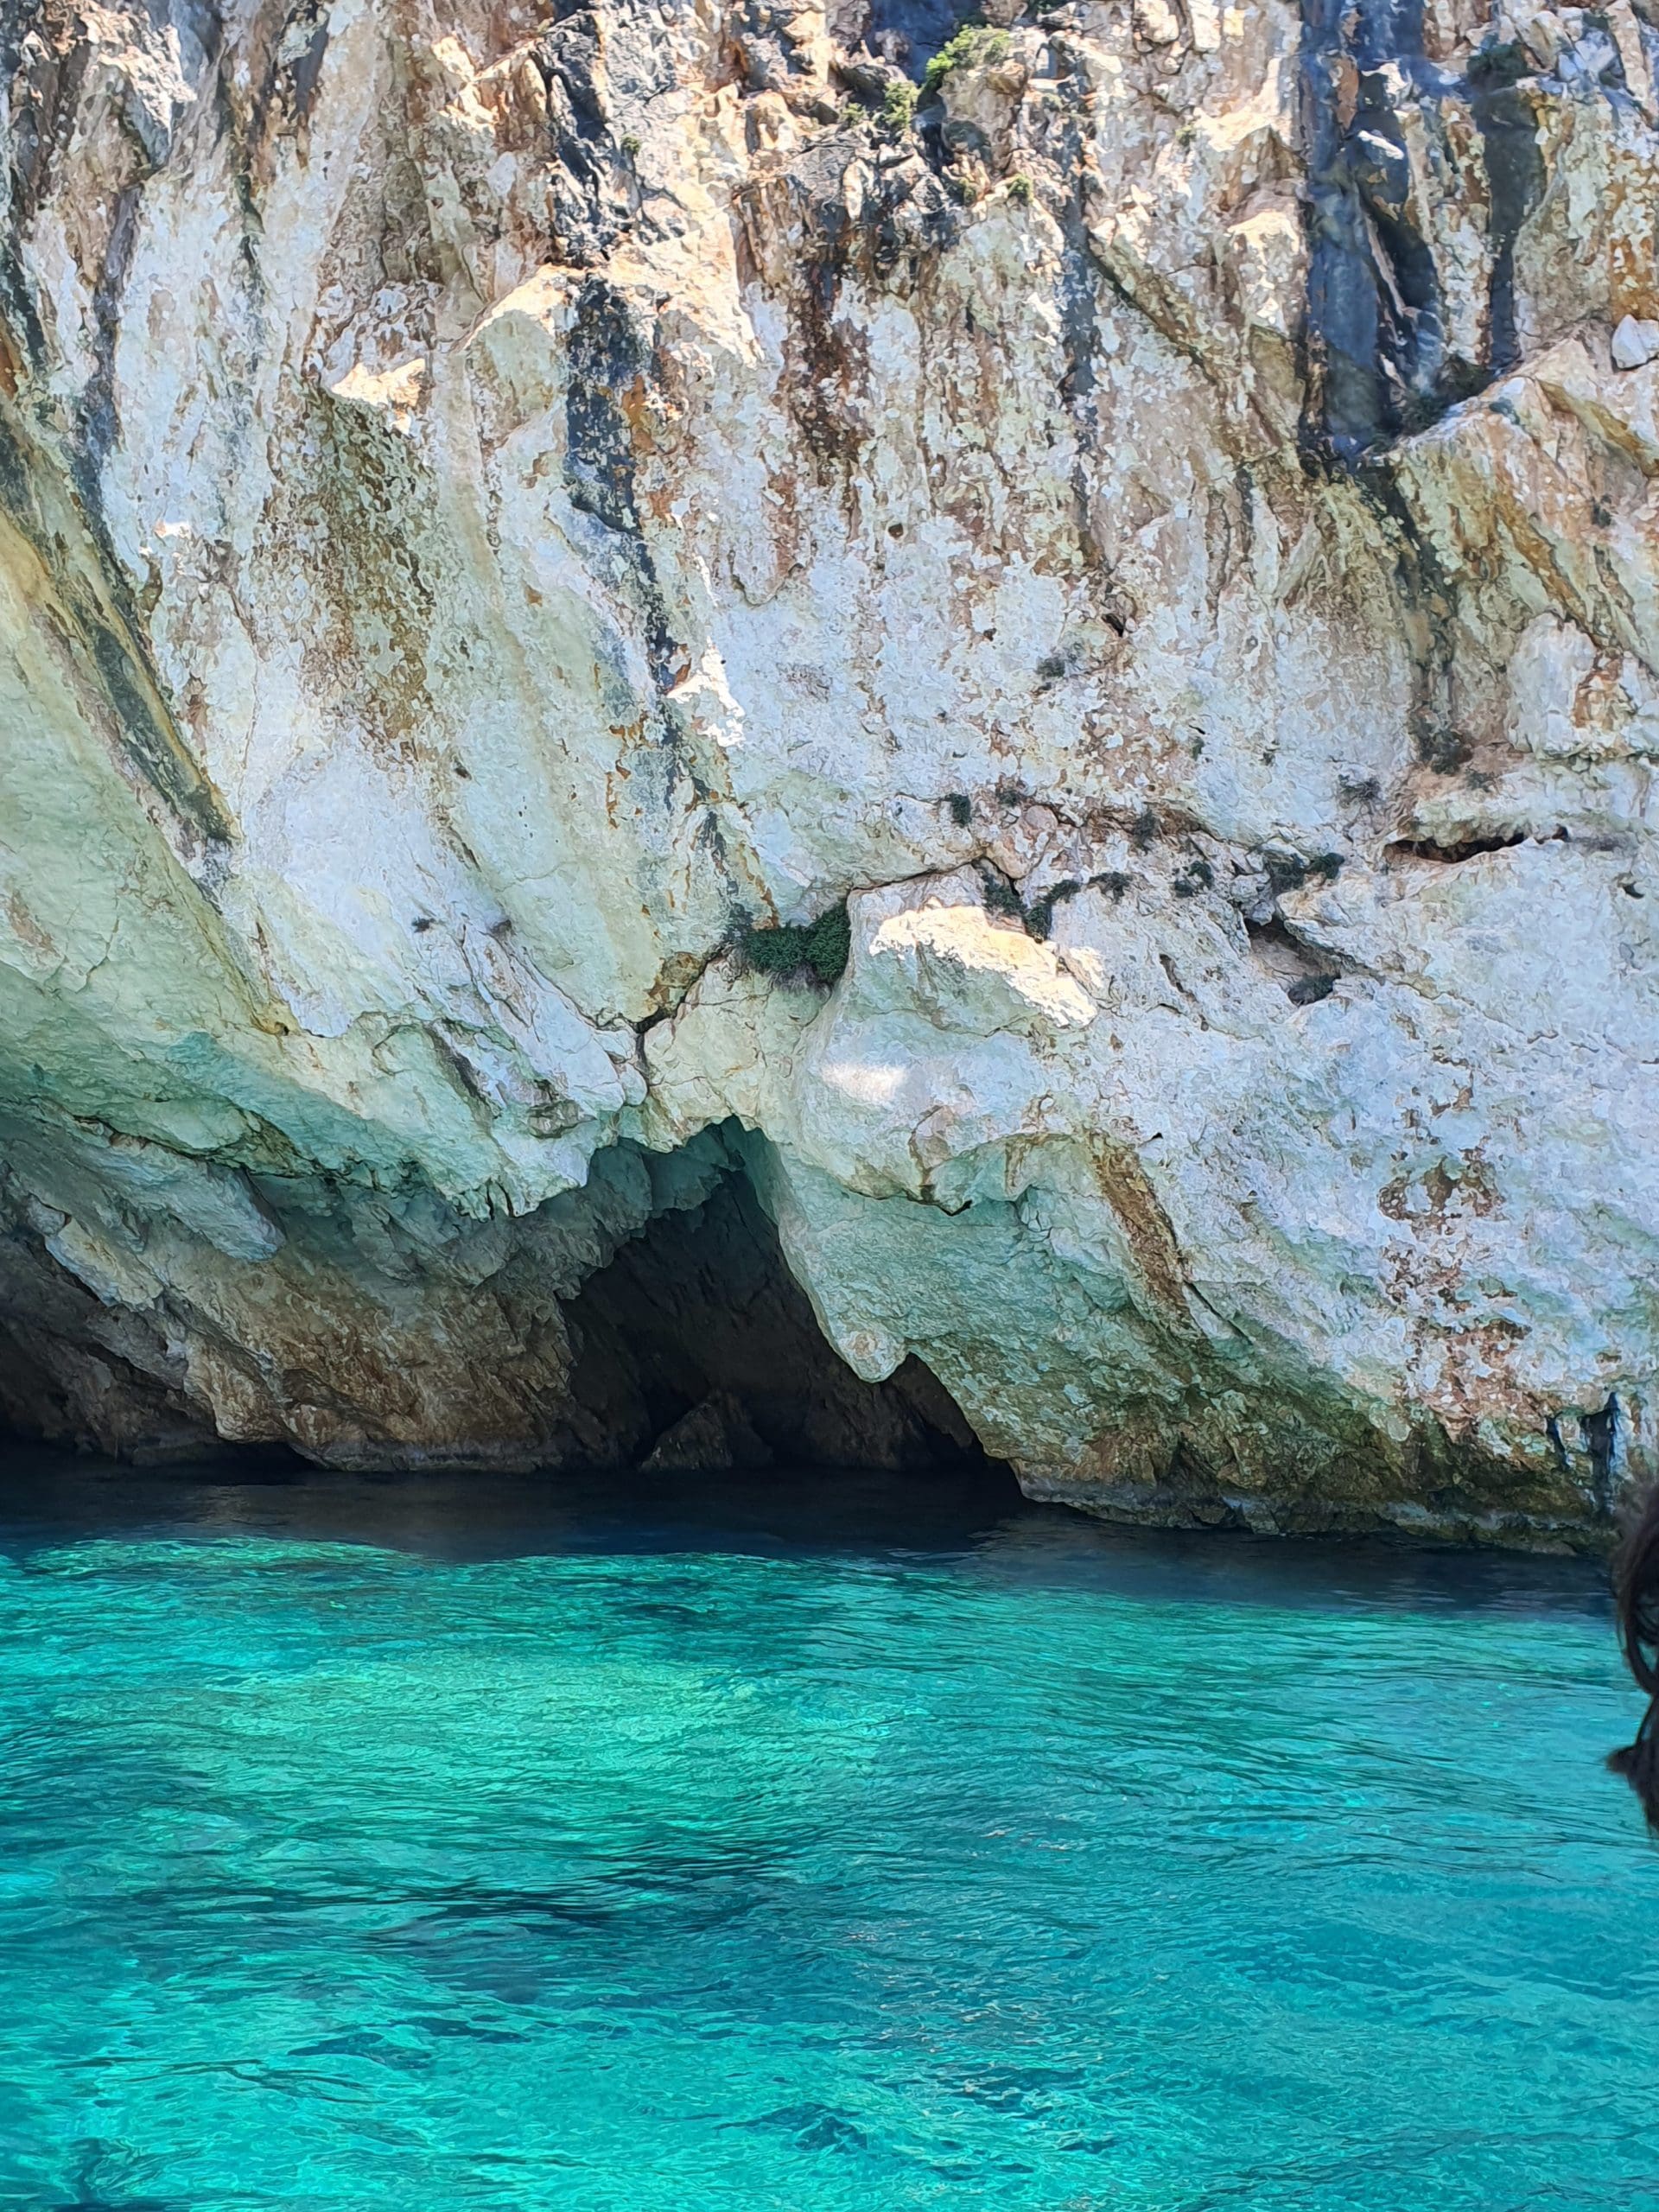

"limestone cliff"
[0,0,1655,1540]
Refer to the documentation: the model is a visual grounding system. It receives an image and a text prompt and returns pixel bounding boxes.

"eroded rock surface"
[0,0,1655,1540]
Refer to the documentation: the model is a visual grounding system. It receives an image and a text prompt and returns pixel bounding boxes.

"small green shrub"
[976,862,1027,923]
[946,792,973,827]
[1025,879,1080,939]
[1007,173,1033,203]
[882,78,918,131]
[620,133,641,156]
[924,24,1010,95]
[1261,850,1344,900]
[740,903,851,988]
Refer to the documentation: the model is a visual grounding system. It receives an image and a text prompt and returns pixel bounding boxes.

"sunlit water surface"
[0,1455,1655,2211]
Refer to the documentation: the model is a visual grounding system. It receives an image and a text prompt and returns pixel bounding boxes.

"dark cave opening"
[0,1131,1014,1502]
[563,1155,1005,1483]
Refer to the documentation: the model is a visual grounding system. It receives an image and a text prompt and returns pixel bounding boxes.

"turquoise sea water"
[0,1459,1656,2212]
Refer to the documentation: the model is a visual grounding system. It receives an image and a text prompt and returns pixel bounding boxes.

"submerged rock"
[0,0,1654,1541]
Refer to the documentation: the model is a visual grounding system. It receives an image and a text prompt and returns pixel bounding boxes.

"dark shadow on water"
[0,1437,1611,1622]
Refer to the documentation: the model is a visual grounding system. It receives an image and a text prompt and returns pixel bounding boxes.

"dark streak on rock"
[289,16,329,124]
[564,279,683,692]
[1339,456,1468,780]
[74,182,143,490]
[1467,41,1544,379]
[1583,1395,1618,1516]
[2,0,91,236]
[0,400,231,849]
[1055,155,1099,410]
[0,405,32,518]
[741,138,870,471]
[0,6,224,844]
[536,4,644,268]
[1300,0,1545,459]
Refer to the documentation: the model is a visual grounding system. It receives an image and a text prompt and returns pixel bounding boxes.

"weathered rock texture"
[0,0,1655,1541]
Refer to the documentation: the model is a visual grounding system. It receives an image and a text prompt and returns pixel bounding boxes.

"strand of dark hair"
[1609,1479,1659,1830]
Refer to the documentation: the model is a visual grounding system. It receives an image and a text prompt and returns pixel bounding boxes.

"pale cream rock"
[0,0,1653,1540]
[1612,315,1659,371]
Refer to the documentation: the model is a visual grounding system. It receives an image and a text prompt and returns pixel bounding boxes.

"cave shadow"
[560,1158,998,1484]
[0,1146,1614,1617]
[0,1432,1612,1622]
[0,1143,1030,1562]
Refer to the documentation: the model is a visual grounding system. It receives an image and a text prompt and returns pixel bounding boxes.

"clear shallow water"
[0,1457,1656,2212]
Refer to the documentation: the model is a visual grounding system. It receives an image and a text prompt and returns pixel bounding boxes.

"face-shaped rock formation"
[0,0,1654,1541]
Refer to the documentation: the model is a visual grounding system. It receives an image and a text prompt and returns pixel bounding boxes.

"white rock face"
[0,0,1656,1539]
[1612,314,1659,370]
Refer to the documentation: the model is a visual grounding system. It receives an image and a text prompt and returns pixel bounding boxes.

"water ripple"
[0,1463,1651,2210]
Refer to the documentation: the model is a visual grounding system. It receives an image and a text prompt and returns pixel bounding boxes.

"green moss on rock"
[740,904,852,988]
[924,25,1010,95]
